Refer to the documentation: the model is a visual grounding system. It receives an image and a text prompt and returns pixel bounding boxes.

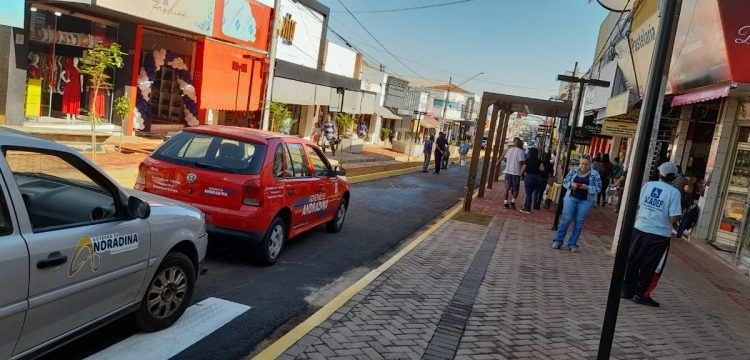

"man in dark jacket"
[434,132,448,174]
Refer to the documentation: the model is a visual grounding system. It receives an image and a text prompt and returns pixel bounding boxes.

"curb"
[250,201,465,360]
[348,165,424,184]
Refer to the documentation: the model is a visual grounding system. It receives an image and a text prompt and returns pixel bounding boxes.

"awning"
[272,77,317,105]
[420,113,440,129]
[359,93,375,115]
[200,39,265,111]
[671,84,731,107]
[374,105,400,119]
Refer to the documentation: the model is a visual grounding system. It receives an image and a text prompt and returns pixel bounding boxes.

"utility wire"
[332,0,475,14]
[335,0,425,79]
[584,0,637,78]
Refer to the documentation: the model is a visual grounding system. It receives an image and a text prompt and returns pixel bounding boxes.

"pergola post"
[463,96,492,211]
[478,104,501,198]
[492,109,512,183]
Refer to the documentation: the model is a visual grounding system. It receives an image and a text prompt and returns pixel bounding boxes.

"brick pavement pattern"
[276,204,750,359]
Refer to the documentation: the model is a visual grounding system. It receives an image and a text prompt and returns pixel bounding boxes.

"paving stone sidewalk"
[276,209,750,359]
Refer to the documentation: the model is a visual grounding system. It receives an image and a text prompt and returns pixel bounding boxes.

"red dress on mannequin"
[61,58,81,115]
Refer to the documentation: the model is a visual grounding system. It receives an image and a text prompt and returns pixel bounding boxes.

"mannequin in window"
[60,57,83,123]
[27,53,43,80]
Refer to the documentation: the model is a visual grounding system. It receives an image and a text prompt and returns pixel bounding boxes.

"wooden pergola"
[463,92,572,211]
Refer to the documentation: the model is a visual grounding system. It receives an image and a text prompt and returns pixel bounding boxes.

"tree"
[114,94,132,152]
[79,43,126,162]
[335,113,355,137]
[269,102,293,133]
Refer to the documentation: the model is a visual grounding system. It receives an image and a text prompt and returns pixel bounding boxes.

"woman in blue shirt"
[552,155,602,252]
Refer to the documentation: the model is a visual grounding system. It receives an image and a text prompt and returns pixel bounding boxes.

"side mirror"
[329,166,346,177]
[127,196,151,219]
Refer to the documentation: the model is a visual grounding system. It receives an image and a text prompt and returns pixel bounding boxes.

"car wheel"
[253,216,285,266]
[325,198,348,233]
[135,252,195,332]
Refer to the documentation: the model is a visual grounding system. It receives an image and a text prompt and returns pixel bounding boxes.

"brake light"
[134,161,148,190]
[242,179,263,206]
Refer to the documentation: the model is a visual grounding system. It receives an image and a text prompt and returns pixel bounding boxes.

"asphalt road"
[42,164,471,360]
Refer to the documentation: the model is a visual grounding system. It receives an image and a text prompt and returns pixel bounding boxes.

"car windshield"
[153,131,267,174]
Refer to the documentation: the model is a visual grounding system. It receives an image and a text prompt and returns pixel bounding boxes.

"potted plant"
[380,127,392,141]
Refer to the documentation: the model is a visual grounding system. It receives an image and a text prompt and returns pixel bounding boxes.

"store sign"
[630,11,659,97]
[213,0,272,51]
[668,0,730,93]
[582,116,603,136]
[601,119,638,138]
[718,0,750,84]
[605,91,631,117]
[0,0,24,28]
[96,0,215,35]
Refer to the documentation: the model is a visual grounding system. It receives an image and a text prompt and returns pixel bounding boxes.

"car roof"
[0,129,78,154]
[183,126,316,145]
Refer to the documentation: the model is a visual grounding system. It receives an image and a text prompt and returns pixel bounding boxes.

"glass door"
[715,127,750,265]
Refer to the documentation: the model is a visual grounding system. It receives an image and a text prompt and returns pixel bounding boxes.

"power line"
[335,0,425,79]
[332,0,475,14]
[584,0,636,78]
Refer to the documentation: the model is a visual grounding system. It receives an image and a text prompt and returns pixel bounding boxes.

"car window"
[307,145,331,177]
[153,131,267,174]
[0,186,12,236]
[285,143,311,178]
[4,150,118,231]
[273,144,285,178]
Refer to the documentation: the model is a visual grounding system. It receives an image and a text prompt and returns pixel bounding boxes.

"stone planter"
[392,140,423,157]
[339,138,364,153]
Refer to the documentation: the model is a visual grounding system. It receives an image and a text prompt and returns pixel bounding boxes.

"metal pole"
[261,0,283,131]
[551,61,581,231]
[478,104,501,198]
[597,0,681,358]
[464,96,490,211]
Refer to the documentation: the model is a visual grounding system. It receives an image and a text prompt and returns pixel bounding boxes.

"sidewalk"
[258,181,750,359]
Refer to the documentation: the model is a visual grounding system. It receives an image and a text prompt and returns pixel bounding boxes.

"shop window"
[26,8,118,123]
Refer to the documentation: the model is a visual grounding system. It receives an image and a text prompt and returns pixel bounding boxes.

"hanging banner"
[96,0,215,35]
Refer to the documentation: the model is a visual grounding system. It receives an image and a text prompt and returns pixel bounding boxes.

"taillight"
[242,179,263,206]
[134,161,148,190]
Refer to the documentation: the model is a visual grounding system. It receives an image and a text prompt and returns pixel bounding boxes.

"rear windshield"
[153,131,267,174]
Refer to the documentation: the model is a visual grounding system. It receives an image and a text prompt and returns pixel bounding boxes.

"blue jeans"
[553,196,594,248]
[422,152,432,171]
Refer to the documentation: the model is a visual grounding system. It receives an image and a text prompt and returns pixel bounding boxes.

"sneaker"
[620,291,634,300]
[504,201,510,209]
[510,202,516,209]
[520,208,531,214]
[552,243,561,249]
[569,246,579,253]
[633,295,660,307]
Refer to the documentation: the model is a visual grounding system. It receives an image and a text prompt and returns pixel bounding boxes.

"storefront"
[24,3,120,126]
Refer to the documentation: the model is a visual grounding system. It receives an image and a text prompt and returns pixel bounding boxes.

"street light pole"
[597,0,681,358]
[551,64,610,231]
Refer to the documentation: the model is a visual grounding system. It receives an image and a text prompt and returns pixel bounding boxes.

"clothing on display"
[61,58,82,116]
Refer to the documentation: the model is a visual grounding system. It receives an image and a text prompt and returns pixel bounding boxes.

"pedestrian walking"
[552,154,602,252]
[459,140,471,165]
[502,138,526,209]
[597,153,613,206]
[434,132,448,174]
[519,147,547,213]
[621,162,683,307]
[322,114,337,155]
[422,135,434,173]
[442,143,451,169]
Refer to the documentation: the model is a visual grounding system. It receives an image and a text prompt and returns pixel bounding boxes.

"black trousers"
[622,228,670,299]
[434,150,443,173]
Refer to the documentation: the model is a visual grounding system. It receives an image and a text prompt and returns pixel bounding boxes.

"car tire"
[325,198,348,233]
[253,216,285,266]
[135,252,195,332]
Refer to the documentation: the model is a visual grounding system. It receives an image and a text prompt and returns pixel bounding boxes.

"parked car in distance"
[0,131,208,360]
[135,126,351,266]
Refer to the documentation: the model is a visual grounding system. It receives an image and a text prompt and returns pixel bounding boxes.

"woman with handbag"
[519,147,547,213]
[552,154,602,252]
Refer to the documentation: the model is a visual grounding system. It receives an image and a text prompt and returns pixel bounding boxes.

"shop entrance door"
[715,126,750,268]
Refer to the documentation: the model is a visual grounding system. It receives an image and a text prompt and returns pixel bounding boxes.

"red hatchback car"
[135,126,350,265]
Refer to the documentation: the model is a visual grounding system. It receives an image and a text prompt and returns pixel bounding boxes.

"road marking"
[252,201,464,360]
[86,297,250,360]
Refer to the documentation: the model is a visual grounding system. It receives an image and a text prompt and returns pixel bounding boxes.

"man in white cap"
[621,161,682,307]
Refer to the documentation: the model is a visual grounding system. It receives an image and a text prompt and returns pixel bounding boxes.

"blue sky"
[318,0,609,99]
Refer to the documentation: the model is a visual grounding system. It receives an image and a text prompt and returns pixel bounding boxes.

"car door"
[1,148,152,355]
[283,141,317,232]
[306,144,338,223]
[0,172,28,360]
